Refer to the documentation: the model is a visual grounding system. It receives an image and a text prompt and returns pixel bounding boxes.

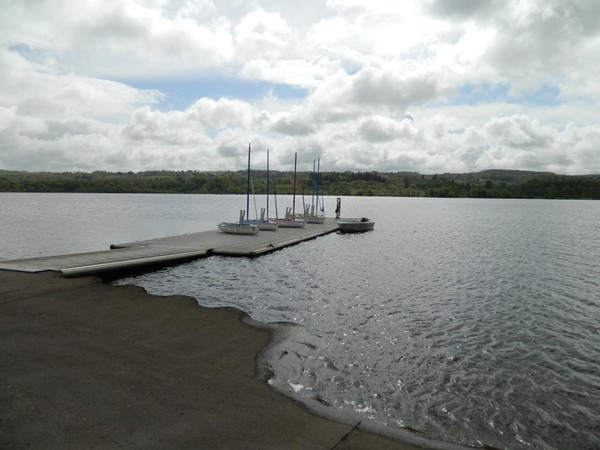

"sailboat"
[270,152,306,228]
[217,143,260,235]
[218,209,259,235]
[303,158,325,224]
[246,149,278,231]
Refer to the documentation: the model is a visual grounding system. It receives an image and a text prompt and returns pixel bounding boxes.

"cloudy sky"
[1,0,599,174]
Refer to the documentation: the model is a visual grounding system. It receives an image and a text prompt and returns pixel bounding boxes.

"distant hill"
[425,169,559,185]
[0,169,599,199]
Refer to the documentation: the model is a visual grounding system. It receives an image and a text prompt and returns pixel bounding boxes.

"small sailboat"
[270,152,305,228]
[277,206,306,228]
[304,158,325,223]
[218,210,259,235]
[246,149,278,231]
[247,180,278,231]
[217,143,264,235]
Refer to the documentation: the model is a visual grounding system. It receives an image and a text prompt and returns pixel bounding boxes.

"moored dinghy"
[254,207,278,231]
[218,143,277,234]
[270,152,306,228]
[245,150,279,231]
[337,217,375,232]
[304,204,325,224]
[274,207,306,228]
[305,158,326,223]
[218,210,259,235]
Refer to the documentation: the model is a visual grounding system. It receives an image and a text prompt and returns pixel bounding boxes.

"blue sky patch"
[120,77,309,111]
[447,82,561,107]
[517,84,561,106]
[9,43,49,65]
[454,83,511,105]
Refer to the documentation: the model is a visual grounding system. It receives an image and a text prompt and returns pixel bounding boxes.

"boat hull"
[218,222,259,235]
[245,219,279,231]
[273,219,306,228]
[337,218,375,233]
[257,222,279,231]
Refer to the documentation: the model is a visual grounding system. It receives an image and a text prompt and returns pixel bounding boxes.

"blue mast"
[311,159,316,213]
[317,157,323,214]
[246,143,251,221]
[266,149,270,218]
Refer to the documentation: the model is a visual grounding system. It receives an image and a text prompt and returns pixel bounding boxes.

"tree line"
[0,169,599,199]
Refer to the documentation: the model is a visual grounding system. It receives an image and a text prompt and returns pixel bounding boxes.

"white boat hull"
[272,219,306,228]
[306,216,325,224]
[257,221,279,231]
[294,212,325,224]
[218,222,259,235]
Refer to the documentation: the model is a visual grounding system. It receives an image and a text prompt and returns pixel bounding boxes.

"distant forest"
[1,169,599,199]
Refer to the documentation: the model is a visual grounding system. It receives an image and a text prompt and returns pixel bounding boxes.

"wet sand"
[0,270,429,449]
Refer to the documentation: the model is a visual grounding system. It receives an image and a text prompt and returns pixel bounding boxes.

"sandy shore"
[0,270,431,449]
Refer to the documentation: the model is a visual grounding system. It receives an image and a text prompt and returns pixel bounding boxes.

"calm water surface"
[2,193,599,449]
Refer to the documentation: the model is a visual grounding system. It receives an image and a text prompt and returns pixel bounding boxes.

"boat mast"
[266,149,270,218]
[317,157,323,215]
[300,176,307,217]
[246,143,251,221]
[273,178,279,219]
[292,152,297,215]
[311,159,316,214]
[251,175,258,220]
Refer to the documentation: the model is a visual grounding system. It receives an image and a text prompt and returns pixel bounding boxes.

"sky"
[1,0,600,174]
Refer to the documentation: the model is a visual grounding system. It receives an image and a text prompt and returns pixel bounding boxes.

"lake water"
[2,193,599,449]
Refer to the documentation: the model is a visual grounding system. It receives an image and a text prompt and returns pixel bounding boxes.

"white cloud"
[1,0,600,175]
[235,9,292,60]
[240,58,334,89]
[1,0,234,78]
[359,115,417,143]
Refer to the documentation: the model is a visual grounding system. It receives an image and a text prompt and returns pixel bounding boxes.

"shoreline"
[256,323,473,450]
[1,269,433,449]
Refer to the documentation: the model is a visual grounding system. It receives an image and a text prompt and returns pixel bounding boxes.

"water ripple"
[116,198,600,450]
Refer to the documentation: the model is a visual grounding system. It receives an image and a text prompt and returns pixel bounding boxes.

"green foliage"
[0,169,599,199]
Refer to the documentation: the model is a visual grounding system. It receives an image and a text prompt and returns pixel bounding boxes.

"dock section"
[0,219,340,277]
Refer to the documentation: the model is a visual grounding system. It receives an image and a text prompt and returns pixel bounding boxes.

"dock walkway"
[0,219,339,277]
